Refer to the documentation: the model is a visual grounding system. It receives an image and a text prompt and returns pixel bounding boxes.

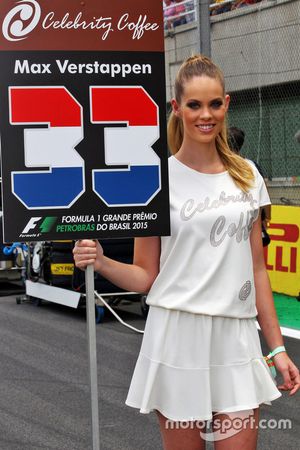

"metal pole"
[85,264,100,450]
[196,0,211,57]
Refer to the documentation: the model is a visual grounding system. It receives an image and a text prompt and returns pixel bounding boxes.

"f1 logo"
[22,217,41,233]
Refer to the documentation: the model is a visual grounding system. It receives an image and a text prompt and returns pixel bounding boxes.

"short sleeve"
[246,159,271,208]
[256,168,271,207]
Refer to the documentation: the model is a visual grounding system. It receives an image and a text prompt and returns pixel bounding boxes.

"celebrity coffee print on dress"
[209,209,259,247]
[180,190,260,247]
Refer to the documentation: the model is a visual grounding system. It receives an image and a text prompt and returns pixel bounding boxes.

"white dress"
[125,156,281,421]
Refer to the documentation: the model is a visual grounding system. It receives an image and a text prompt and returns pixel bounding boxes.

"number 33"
[9,86,161,209]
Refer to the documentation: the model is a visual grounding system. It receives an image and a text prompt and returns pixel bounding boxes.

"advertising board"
[0,0,170,241]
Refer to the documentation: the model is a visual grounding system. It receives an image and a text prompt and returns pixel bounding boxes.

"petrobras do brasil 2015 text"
[56,213,158,232]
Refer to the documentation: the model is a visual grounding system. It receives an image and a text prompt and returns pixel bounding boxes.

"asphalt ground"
[0,295,299,450]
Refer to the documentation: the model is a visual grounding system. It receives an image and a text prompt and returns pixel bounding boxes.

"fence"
[164,0,300,205]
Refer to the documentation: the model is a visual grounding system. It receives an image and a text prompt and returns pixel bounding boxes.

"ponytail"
[216,125,254,192]
[167,111,183,155]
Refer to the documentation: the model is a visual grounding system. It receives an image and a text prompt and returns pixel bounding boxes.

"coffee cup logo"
[2,0,41,41]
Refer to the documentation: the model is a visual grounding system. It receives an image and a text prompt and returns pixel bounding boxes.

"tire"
[31,296,42,307]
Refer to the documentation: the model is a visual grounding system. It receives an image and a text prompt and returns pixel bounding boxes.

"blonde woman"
[73,55,299,450]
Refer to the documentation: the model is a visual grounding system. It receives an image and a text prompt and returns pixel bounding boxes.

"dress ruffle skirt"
[125,306,282,421]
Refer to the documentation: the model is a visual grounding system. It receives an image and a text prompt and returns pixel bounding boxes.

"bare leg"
[157,410,206,450]
[213,408,259,450]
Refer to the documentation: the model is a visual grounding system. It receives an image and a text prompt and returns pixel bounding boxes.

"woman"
[73,55,300,450]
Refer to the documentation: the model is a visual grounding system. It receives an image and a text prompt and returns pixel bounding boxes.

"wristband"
[264,356,277,378]
[267,346,286,359]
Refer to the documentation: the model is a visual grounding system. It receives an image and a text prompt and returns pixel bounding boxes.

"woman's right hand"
[73,239,104,272]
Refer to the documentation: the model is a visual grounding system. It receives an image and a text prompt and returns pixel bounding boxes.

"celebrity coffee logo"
[2,0,41,41]
[2,0,159,42]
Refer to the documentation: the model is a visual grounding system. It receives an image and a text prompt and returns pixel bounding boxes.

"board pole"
[85,264,100,450]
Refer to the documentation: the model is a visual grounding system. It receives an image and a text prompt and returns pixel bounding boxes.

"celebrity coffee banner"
[0,0,170,241]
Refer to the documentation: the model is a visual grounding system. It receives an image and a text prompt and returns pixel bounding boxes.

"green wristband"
[268,346,286,358]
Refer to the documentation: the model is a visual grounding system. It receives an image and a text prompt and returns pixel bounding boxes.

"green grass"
[273,293,300,330]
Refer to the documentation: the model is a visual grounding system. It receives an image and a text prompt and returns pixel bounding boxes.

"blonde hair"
[167,54,254,192]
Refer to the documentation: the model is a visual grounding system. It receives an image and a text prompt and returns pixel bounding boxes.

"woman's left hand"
[273,352,300,395]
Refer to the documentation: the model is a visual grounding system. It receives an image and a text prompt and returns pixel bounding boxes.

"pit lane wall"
[264,205,300,297]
